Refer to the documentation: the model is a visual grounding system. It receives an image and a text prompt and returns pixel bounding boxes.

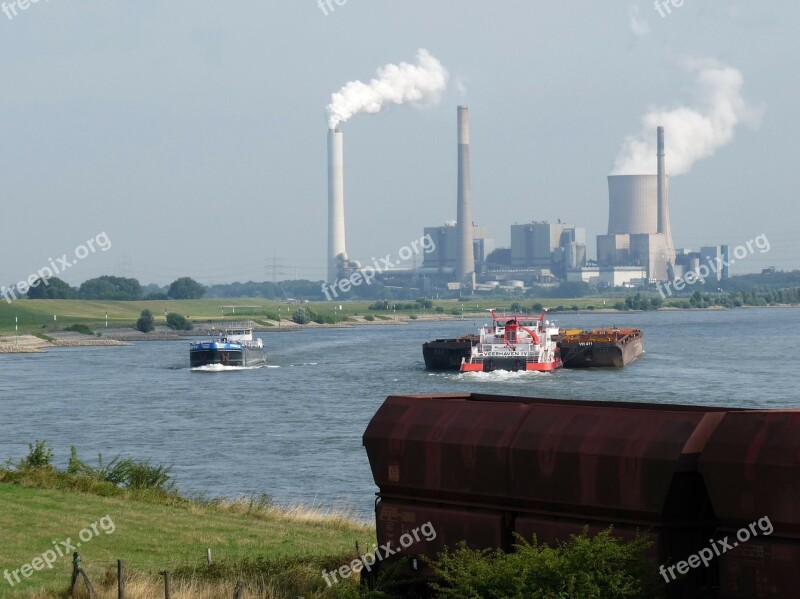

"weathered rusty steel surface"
[364,393,800,597]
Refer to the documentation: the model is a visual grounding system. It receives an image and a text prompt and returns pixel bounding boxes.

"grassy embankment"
[0,468,373,598]
[0,298,623,336]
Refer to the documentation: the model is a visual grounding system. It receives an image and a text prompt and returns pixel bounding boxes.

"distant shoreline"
[1,304,797,354]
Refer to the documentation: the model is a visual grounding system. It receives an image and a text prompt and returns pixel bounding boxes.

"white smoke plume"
[612,58,763,175]
[628,5,650,37]
[326,49,449,130]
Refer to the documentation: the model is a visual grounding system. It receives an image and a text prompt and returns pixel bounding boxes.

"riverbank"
[0,466,371,598]
[0,333,129,354]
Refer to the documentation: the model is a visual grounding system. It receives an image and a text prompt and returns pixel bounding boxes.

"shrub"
[16,440,54,470]
[435,306,445,313]
[66,447,174,492]
[166,313,193,331]
[409,314,418,320]
[292,308,310,324]
[429,530,660,599]
[364,315,375,322]
[136,309,155,333]
[64,323,94,335]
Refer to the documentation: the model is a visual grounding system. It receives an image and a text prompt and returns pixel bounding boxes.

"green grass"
[0,297,625,336]
[0,472,373,597]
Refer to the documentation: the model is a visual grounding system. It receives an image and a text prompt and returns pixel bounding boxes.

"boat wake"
[431,370,546,383]
[191,363,276,372]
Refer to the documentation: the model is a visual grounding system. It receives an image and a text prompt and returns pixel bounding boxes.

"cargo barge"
[557,327,643,368]
[423,326,643,370]
[190,322,266,368]
[422,335,478,370]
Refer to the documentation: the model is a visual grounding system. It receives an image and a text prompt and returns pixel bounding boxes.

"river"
[1,307,798,518]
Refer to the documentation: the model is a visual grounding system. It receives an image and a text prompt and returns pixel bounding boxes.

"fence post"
[118,560,125,599]
[207,548,212,566]
[233,580,244,599]
[69,552,80,597]
[160,570,171,599]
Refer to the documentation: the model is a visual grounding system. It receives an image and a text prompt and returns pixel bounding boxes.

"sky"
[1,1,798,286]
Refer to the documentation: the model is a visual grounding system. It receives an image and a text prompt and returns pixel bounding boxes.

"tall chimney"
[657,126,676,263]
[327,128,347,283]
[456,106,475,285]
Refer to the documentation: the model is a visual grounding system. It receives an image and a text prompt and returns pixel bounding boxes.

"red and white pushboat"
[460,309,562,373]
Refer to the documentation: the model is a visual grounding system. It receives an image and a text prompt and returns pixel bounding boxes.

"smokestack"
[456,106,475,285]
[327,128,347,283]
[657,126,676,263]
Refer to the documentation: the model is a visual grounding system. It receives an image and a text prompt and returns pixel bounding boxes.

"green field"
[0,477,373,598]
[0,298,624,336]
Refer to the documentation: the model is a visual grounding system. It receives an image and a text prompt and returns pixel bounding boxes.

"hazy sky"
[1,1,798,286]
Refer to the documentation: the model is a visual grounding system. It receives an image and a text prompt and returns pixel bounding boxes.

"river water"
[1,307,798,518]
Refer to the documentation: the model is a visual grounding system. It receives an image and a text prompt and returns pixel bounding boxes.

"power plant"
[326,115,729,294]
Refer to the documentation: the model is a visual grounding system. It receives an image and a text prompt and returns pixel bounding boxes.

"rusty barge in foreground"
[423,326,643,370]
[363,393,800,598]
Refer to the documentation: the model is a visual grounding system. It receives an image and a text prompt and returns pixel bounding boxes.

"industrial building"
[422,223,493,274]
[510,222,586,275]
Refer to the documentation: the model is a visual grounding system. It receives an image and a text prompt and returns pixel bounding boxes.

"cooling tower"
[606,175,661,235]
[456,106,475,284]
[327,128,347,283]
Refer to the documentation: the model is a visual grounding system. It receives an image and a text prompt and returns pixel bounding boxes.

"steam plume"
[612,58,763,175]
[326,49,449,130]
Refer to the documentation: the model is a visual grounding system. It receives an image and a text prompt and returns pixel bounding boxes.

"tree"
[78,276,142,301]
[26,276,77,299]
[136,309,155,333]
[165,313,192,331]
[167,277,206,300]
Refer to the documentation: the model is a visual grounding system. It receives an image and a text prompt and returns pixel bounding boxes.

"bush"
[364,315,375,322]
[429,529,660,599]
[136,309,155,333]
[165,313,193,331]
[67,447,174,492]
[292,308,310,324]
[409,314,418,320]
[64,323,94,335]
[435,306,445,313]
[15,440,54,470]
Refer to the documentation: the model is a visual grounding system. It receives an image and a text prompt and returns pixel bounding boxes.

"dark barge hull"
[558,335,643,368]
[190,347,266,368]
[422,336,478,370]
